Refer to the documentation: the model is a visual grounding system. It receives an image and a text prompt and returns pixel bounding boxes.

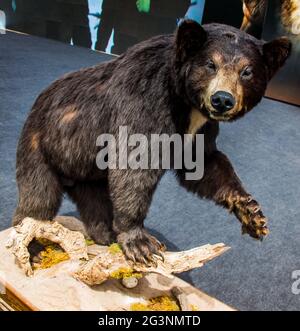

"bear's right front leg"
[109,169,166,264]
[177,150,269,240]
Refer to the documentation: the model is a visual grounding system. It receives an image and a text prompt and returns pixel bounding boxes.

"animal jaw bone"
[6,216,229,286]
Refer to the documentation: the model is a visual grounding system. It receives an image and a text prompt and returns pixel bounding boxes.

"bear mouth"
[200,103,241,122]
[202,102,237,122]
[209,111,232,122]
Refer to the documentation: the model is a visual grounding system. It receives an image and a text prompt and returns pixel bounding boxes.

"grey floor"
[1,31,300,311]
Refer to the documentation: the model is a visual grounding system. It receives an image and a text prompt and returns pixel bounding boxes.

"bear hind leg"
[66,180,115,245]
[13,155,63,226]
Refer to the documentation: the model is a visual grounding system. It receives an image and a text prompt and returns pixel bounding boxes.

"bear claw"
[234,196,269,240]
[117,228,166,266]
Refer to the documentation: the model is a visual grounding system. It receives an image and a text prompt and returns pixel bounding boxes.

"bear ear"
[175,20,207,64]
[263,37,292,79]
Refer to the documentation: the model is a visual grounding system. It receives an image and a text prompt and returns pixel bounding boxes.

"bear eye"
[206,60,217,72]
[241,66,253,80]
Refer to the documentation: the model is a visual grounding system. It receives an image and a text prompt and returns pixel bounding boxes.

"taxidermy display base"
[0,216,233,311]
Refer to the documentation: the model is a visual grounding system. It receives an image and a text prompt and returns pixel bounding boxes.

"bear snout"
[210,91,236,113]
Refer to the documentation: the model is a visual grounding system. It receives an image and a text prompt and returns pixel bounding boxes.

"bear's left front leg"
[109,169,166,264]
[177,150,269,239]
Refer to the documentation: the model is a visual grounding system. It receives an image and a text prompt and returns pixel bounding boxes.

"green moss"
[110,267,143,280]
[131,296,180,311]
[108,243,123,255]
[85,238,95,246]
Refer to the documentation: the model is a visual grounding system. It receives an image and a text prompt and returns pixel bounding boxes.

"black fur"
[13,21,291,263]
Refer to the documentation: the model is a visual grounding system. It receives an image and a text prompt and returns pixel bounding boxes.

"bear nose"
[210,91,236,113]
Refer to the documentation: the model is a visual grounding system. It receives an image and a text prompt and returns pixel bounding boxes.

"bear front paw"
[117,228,166,265]
[234,196,269,240]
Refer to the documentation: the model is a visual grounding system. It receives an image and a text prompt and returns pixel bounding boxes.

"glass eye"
[206,60,217,72]
[241,66,253,80]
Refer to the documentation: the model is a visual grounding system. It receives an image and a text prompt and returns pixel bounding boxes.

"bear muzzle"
[210,91,236,114]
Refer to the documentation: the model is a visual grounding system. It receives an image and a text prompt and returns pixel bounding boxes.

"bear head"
[174,20,292,122]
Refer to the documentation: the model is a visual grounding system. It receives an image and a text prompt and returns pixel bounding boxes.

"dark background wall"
[0,0,205,53]
[202,0,244,28]
[0,1,299,102]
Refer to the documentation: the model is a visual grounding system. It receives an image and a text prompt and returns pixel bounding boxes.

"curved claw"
[235,196,269,240]
[117,228,166,266]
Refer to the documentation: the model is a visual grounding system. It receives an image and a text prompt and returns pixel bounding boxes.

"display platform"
[0,219,234,311]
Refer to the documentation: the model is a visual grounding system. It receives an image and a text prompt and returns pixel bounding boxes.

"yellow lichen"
[108,243,123,254]
[131,296,180,311]
[110,267,143,280]
[33,240,69,270]
[33,246,69,270]
[131,303,150,311]
[190,304,199,311]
